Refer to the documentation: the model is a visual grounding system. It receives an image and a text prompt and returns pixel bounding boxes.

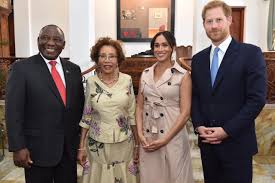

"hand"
[143,138,167,152]
[13,148,33,168]
[138,133,149,147]
[200,127,228,144]
[196,126,213,136]
[77,149,87,167]
[133,146,139,164]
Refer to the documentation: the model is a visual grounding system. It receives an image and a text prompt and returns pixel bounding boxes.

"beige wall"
[14,0,69,57]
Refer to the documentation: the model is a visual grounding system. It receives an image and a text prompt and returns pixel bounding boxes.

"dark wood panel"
[8,10,15,56]
[264,52,275,103]
[0,58,11,99]
[120,57,157,94]
[0,57,24,99]
[0,2,12,57]
[0,14,10,57]
[231,7,244,42]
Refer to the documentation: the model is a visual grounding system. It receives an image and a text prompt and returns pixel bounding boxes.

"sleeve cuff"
[79,121,90,129]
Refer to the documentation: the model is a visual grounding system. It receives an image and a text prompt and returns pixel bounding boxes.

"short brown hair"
[90,37,125,66]
[202,0,232,21]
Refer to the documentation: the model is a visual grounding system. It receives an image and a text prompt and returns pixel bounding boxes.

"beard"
[206,29,229,44]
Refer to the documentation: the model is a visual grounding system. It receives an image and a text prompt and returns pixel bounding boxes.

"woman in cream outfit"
[77,37,139,183]
[136,31,194,183]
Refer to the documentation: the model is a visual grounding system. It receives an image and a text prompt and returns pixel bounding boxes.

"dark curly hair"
[90,37,125,66]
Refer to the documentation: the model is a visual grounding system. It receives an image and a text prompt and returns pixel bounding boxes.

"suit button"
[160,130,164,133]
[145,112,148,116]
[168,82,171,85]
[146,129,150,133]
[160,97,163,100]
[160,113,164,117]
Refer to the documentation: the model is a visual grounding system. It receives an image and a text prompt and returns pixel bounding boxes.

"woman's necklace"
[98,72,119,86]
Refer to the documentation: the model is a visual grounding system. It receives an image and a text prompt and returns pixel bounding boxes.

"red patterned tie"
[49,61,66,105]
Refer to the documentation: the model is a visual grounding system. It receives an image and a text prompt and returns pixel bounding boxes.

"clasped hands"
[196,126,228,144]
[138,134,167,152]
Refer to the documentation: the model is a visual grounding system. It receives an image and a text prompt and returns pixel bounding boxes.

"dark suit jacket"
[5,54,84,167]
[191,39,266,157]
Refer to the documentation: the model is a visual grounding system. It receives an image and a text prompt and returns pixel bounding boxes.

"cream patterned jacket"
[79,72,136,143]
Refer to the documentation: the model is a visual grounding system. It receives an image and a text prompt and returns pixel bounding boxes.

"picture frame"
[0,0,10,9]
[117,0,175,42]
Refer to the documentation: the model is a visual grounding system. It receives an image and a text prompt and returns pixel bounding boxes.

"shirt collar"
[149,59,186,74]
[171,60,187,74]
[211,35,232,54]
[40,53,62,65]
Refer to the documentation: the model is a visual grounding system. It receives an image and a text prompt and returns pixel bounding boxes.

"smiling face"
[98,45,118,75]
[153,34,174,62]
[37,26,65,60]
[203,7,232,46]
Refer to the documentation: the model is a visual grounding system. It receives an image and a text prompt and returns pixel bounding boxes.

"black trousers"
[24,150,77,183]
[200,144,253,183]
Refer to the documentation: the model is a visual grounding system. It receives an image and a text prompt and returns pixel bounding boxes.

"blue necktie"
[210,47,219,86]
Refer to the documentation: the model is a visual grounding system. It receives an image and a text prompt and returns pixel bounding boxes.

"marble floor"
[0,149,84,183]
[0,149,275,183]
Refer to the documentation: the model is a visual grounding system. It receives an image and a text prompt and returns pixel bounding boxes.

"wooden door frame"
[231,7,245,42]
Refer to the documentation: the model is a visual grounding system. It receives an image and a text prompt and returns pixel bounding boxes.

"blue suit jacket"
[191,39,266,157]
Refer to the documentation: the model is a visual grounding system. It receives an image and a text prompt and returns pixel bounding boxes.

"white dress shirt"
[40,54,66,86]
[209,36,232,69]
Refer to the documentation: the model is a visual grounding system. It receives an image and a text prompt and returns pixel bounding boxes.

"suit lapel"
[34,54,64,106]
[61,58,72,108]
[212,39,239,90]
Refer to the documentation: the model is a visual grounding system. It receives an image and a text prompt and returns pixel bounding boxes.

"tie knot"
[214,47,219,54]
[49,60,57,66]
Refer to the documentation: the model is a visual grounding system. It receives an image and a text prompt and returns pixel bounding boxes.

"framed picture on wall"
[117,0,175,42]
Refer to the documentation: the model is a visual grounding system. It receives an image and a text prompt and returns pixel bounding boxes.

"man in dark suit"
[191,1,266,183]
[5,24,84,183]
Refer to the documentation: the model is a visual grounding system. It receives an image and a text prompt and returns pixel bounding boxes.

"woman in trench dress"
[136,31,194,183]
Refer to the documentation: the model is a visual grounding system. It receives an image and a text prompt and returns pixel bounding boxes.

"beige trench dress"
[139,61,194,183]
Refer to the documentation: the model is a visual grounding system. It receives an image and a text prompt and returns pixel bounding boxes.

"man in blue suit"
[191,1,266,183]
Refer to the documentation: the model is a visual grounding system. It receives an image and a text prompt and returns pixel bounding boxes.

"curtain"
[267,0,275,50]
